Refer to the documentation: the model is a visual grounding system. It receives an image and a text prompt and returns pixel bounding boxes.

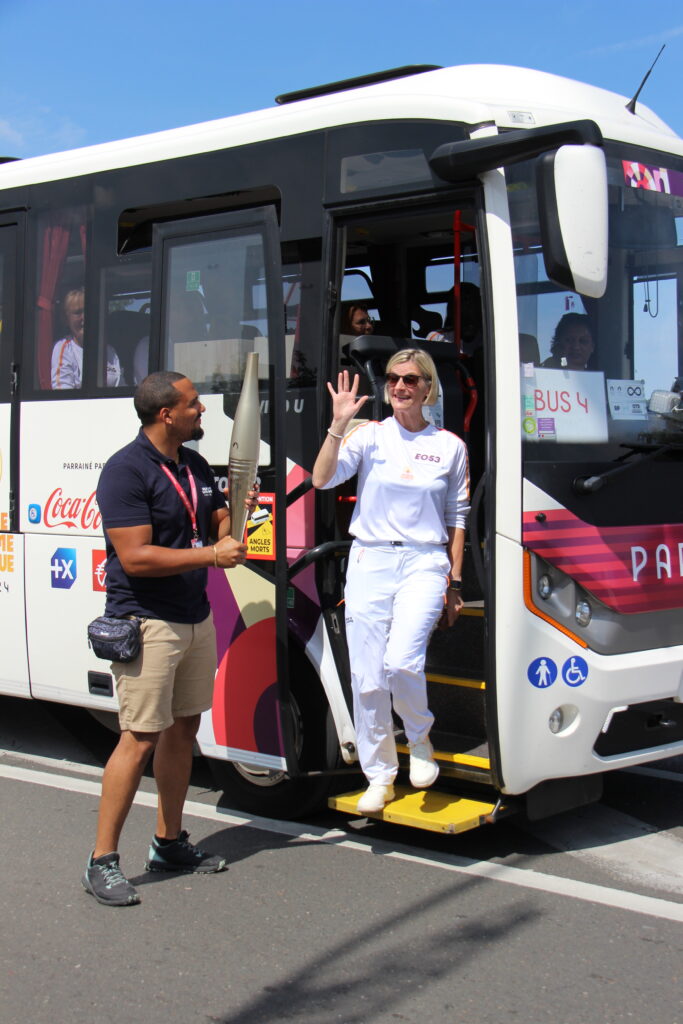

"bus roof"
[1,63,681,190]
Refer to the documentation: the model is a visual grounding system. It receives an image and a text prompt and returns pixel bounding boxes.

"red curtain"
[35,212,86,389]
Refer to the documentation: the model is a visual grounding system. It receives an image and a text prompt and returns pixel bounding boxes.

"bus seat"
[348,334,399,418]
[412,308,444,339]
[105,309,150,386]
[413,338,466,436]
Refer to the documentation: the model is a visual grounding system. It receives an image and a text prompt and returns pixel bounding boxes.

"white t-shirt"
[51,338,123,389]
[51,337,83,389]
[321,416,470,545]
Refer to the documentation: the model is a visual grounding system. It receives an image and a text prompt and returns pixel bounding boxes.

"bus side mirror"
[536,145,608,299]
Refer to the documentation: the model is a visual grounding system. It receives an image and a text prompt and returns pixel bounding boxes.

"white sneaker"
[408,739,439,789]
[357,784,395,814]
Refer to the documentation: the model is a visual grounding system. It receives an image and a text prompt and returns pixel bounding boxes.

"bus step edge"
[329,785,502,834]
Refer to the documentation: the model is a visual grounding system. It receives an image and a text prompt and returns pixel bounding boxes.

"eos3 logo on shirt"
[414,453,441,463]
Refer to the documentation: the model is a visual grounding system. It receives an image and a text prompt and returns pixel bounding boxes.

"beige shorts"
[113,613,217,733]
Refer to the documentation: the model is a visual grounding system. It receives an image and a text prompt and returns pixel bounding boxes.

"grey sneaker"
[145,830,228,874]
[82,852,140,907]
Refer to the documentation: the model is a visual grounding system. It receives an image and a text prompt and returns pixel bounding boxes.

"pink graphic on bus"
[524,508,683,614]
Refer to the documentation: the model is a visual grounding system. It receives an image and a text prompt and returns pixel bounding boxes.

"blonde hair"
[384,348,438,405]
[63,287,84,316]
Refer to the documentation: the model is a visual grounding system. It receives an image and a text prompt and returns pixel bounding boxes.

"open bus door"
[321,197,506,833]
[0,214,30,697]
[147,205,318,808]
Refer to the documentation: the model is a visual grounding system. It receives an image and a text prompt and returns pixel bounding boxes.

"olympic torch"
[228,351,261,542]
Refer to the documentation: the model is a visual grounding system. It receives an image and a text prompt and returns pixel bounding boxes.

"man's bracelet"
[212,545,218,568]
[448,579,463,592]
[327,428,344,440]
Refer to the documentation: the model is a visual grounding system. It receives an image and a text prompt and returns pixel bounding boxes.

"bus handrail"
[288,541,352,580]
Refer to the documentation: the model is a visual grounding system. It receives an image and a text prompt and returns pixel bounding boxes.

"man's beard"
[191,425,204,441]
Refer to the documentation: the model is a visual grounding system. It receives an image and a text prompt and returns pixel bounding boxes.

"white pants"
[344,542,449,785]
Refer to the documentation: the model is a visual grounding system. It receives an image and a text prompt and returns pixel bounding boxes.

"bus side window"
[99,259,152,388]
[34,207,87,391]
[160,229,271,392]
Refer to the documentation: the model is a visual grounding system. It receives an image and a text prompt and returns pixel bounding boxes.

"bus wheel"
[208,663,340,821]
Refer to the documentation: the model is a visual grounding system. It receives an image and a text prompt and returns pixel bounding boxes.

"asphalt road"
[1,695,682,1024]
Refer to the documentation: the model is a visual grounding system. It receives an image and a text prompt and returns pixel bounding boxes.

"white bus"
[1,63,682,833]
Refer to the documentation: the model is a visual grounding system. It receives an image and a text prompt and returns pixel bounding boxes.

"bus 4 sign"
[521,368,608,443]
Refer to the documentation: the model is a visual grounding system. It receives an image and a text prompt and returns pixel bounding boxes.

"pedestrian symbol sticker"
[562,656,588,687]
[246,493,275,561]
[527,657,557,688]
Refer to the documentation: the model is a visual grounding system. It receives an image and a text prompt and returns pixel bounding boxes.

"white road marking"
[2,760,683,925]
[0,748,104,777]
[522,804,683,896]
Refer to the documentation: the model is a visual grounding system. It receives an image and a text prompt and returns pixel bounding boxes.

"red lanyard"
[160,463,199,541]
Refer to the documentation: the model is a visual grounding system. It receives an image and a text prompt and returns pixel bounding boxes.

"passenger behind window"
[341,301,375,336]
[52,287,123,389]
[541,313,594,371]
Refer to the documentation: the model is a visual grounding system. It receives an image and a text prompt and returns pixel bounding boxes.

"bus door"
[0,214,30,696]
[325,198,501,831]
[147,207,294,777]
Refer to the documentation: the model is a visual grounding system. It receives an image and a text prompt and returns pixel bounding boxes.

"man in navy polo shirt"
[83,371,255,907]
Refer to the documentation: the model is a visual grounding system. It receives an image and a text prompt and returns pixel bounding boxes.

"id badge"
[191,538,203,549]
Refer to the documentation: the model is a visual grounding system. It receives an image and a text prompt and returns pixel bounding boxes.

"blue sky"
[1,0,681,159]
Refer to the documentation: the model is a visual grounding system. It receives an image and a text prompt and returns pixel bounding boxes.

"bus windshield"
[510,144,683,459]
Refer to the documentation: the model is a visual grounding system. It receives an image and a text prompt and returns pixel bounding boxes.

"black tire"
[208,648,341,820]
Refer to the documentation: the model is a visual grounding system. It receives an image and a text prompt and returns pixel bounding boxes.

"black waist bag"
[87,616,141,663]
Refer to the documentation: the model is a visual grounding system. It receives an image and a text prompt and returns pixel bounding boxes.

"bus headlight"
[549,708,564,733]
[575,600,592,627]
[537,574,553,600]
[549,704,580,735]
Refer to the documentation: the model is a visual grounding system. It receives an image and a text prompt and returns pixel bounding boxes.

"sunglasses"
[386,372,425,388]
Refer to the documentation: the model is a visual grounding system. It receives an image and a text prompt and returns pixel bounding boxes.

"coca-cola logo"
[43,488,101,531]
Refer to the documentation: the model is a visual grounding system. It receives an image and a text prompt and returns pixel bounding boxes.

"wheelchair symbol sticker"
[562,656,588,687]
[528,657,558,688]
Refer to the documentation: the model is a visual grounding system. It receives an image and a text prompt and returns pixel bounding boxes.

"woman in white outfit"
[312,349,470,813]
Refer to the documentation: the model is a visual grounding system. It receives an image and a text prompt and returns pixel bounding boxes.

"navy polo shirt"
[97,429,226,623]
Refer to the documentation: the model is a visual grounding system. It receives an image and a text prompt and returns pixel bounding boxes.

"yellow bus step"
[395,743,490,771]
[427,673,486,690]
[329,785,498,835]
